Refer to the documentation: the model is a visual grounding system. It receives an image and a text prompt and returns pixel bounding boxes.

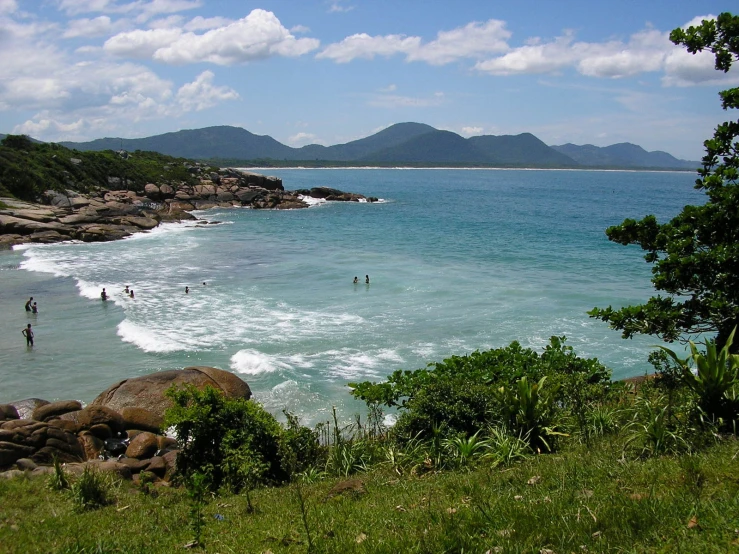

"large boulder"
[59,406,125,435]
[90,367,251,430]
[33,400,83,422]
[10,399,49,420]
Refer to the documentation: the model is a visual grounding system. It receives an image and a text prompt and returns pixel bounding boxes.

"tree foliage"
[589,13,739,350]
[0,136,203,201]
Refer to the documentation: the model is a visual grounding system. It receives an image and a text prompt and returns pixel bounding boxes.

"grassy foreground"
[1,436,738,553]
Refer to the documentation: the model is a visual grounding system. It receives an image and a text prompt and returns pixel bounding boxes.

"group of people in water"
[354,275,370,284]
[22,297,36,346]
[101,286,135,301]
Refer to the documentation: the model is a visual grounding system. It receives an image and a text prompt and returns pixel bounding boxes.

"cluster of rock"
[0,166,377,249]
[0,366,252,484]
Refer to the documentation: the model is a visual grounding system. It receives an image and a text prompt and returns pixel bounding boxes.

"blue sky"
[0,1,736,159]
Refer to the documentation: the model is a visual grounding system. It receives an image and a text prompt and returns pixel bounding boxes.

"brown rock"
[33,400,83,422]
[15,458,37,471]
[157,435,178,451]
[120,407,163,433]
[162,449,179,480]
[88,424,113,440]
[0,442,36,467]
[144,183,161,200]
[32,445,83,465]
[78,433,105,461]
[118,457,150,473]
[146,456,167,477]
[90,367,251,426]
[125,432,159,460]
[0,405,19,421]
[48,418,80,433]
[60,405,124,434]
[159,184,175,199]
[9,399,49,420]
[2,419,45,432]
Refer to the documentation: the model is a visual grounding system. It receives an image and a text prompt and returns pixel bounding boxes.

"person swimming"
[129,289,135,299]
[353,276,358,284]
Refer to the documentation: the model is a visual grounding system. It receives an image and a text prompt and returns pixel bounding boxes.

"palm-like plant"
[497,376,562,451]
[443,430,490,469]
[659,326,739,421]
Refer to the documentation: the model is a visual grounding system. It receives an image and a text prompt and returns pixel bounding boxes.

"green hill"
[0,134,202,201]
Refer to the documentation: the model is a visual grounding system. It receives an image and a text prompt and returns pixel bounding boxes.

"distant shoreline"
[242,166,696,174]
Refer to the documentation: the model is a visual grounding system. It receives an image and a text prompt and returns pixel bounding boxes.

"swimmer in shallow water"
[101,288,108,301]
[22,324,33,347]
[129,289,135,299]
[365,275,370,284]
[185,286,189,294]
[353,276,358,284]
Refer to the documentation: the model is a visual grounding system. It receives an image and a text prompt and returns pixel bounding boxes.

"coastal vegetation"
[1,13,738,554]
[0,134,201,201]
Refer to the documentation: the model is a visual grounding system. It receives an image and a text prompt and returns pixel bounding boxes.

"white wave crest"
[230,349,292,375]
[117,319,191,353]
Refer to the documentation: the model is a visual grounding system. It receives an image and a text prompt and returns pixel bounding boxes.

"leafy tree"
[589,13,739,351]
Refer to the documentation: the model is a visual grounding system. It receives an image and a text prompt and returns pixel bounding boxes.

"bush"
[164,385,321,492]
[351,336,612,447]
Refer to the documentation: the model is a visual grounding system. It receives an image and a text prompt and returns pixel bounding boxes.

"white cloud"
[473,15,737,87]
[317,33,419,63]
[318,19,509,65]
[0,0,17,14]
[368,92,445,108]
[379,84,397,92]
[288,132,321,146]
[461,126,483,136]
[148,15,184,29]
[103,9,319,64]
[185,15,232,31]
[63,16,114,38]
[407,20,510,65]
[327,0,353,13]
[175,70,239,111]
[104,27,183,58]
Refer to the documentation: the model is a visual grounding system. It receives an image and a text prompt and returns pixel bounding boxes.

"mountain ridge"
[32,123,699,170]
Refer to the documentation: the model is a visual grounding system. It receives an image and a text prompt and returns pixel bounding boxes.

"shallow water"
[0,168,703,425]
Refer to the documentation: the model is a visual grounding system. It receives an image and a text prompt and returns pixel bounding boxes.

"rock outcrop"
[1,165,377,249]
[0,367,252,484]
[91,365,251,431]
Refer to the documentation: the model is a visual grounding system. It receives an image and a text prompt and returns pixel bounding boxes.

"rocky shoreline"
[0,165,377,249]
[0,366,252,484]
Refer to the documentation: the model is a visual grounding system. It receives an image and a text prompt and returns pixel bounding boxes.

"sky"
[0,1,737,160]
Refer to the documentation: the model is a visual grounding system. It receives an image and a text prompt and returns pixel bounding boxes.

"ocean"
[0,168,703,425]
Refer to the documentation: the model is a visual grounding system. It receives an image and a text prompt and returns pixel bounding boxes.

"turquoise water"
[0,169,703,424]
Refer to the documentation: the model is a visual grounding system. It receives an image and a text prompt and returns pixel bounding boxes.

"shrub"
[164,385,295,491]
[351,336,612,445]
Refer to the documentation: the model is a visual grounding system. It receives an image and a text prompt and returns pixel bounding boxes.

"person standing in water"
[365,275,370,284]
[353,276,358,284]
[185,286,190,294]
[31,302,38,314]
[22,324,34,347]
[25,297,33,311]
[129,289,135,299]
[124,285,130,295]
[101,288,108,301]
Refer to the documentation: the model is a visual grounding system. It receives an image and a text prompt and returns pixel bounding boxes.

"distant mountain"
[52,123,695,169]
[551,142,698,170]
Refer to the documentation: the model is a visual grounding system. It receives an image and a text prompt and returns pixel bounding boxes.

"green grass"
[1,437,737,553]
